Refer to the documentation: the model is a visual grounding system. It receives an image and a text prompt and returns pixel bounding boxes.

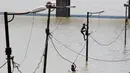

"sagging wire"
[11,56,22,73]
[50,0,67,34]
[50,34,85,57]
[49,35,73,64]
[0,62,7,69]
[73,43,85,63]
[90,26,124,46]
[50,34,86,63]
[50,34,130,62]
[50,18,63,33]
[89,13,101,34]
[50,33,85,64]
[88,56,130,62]
[33,55,44,73]
[20,13,35,66]
[33,39,45,73]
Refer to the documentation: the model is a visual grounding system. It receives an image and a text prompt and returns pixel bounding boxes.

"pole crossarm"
[89,11,104,14]
[48,6,76,8]
[124,4,130,7]
[7,12,30,15]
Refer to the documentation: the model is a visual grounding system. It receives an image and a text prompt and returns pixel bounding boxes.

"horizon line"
[0,12,125,19]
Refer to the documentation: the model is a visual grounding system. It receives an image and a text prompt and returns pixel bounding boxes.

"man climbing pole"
[81,23,87,40]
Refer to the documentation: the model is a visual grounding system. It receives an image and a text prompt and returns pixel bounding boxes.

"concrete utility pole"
[124,3,129,50]
[4,12,12,73]
[56,0,70,17]
[86,12,89,62]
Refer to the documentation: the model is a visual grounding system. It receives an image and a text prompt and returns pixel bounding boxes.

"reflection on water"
[0,16,130,73]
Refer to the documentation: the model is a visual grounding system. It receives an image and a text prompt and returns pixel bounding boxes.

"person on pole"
[81,23,87,40]
[71,63,76,72]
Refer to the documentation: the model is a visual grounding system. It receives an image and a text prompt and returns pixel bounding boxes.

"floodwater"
[0,15,130,73]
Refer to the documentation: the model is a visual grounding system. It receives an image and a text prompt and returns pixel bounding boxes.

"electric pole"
[4,12,12,73]
[124,3,129,50]
[86,12,89,63]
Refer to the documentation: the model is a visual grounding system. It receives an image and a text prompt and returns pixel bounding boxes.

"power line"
[20,14,35,66]
[50,34,130,62]
[89,13,101,34]
[11,57,22,73]
[49,35,73,64]
[50,18,62,33]
[33,45,45,73]
[73,44,85,63]
[90,27,124,46]
[49,34,85,57]
[88,57,130,62]
[0,62,7,69]
[33,55,44,73]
